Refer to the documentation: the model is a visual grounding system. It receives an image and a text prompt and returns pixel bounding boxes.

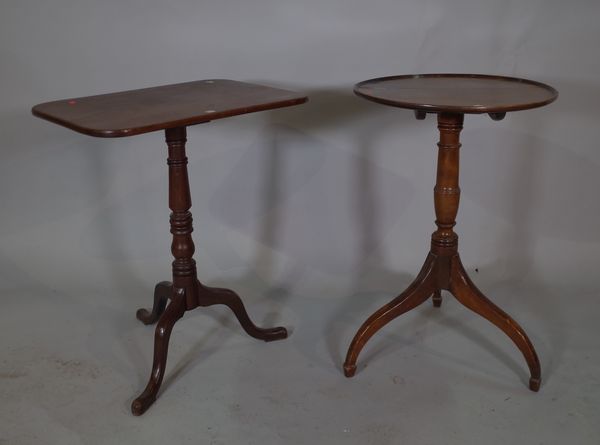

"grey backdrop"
[1,0,599,444]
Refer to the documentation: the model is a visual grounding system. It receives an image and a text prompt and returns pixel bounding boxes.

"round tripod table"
[344,74,557,391]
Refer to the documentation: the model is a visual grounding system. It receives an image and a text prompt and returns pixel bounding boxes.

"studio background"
[1,1,599,444]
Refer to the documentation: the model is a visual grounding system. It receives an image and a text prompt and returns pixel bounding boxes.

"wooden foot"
[131,288,186,415]
[529,377,541,392]
[343,253,437,377]
[136,281,172,325]
[449,256,541,391]
[199,284,287,342]
[432,290,443,308]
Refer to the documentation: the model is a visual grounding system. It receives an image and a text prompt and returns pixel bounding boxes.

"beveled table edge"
[354,73,558,114]
[31,79,308,138]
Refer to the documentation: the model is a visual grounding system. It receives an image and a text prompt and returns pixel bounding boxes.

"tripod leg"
[131,288,186,415]
[199,284,287,342]
[449,256,541,391]
[136,281,172,325]
[344,254,437,377]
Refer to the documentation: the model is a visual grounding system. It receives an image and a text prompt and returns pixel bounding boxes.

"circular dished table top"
[354,74,558,114]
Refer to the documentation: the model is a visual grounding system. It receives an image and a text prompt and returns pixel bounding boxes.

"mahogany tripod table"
[32,80,307,415]
[344,74,557,391]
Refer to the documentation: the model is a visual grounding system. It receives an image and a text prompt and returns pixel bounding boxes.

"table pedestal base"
[343,112,540,391]
[131,126,286,415]
[132,280,286,416]
[343,249,540,391]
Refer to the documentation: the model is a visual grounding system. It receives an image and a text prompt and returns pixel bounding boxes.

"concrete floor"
[1,272,598,444]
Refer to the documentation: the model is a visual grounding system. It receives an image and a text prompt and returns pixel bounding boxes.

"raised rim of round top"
[354,73,558,114]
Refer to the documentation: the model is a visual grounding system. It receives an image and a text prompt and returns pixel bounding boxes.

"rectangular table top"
[32,79,307,138]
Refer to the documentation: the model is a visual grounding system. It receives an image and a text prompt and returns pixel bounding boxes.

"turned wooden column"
[431,113,463,305]
[432,113,463,254]
[166,126,199,309]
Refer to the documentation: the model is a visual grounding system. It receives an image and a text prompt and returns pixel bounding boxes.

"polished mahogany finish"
[345,74,557,392]
[131,127,287,415]
[32,80,307,415]
[355,74,557,114]
[32,79,307,137]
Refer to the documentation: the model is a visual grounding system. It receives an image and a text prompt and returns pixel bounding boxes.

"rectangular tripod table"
[32,79,307,415]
